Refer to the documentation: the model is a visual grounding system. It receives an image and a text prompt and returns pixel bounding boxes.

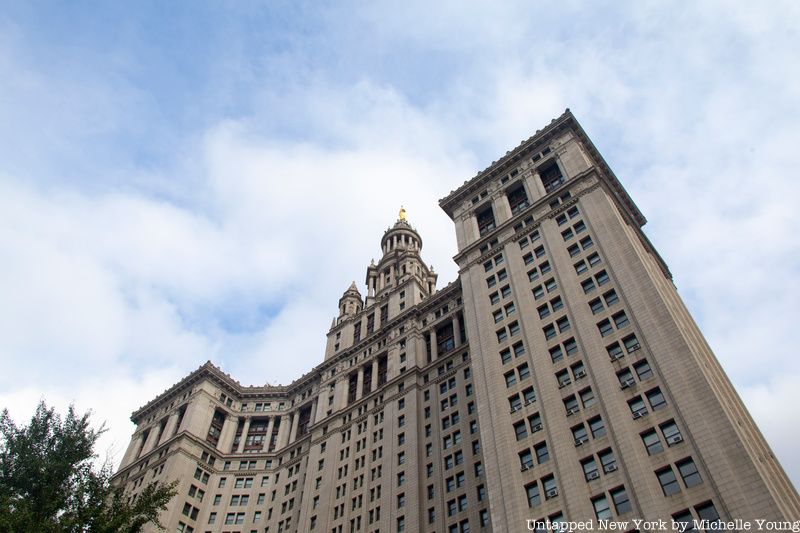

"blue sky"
[1,1,799,486]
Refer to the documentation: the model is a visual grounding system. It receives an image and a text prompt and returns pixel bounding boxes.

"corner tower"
[324,209,438,360]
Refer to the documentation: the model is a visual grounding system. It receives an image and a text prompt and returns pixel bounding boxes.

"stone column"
[356,367,365,401]
[159,412,181,445]
[218,415,238,453]
[141,425,160,455]
[236,418,252,453]
[334,377,348,411]
[496,194,513,223]
[430,328,438,362]
[276,414,291,450]
[526,171,546,201]
[262,417,276,452]
[453,315,462,348]
[289,411,300,443]
[310,397,318,426]
[182,400,214,438]
[121,433,145,467]
[371,360,379,391]
[314,389,327,424]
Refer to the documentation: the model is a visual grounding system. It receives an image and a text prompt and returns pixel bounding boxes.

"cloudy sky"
[1,1,798,486]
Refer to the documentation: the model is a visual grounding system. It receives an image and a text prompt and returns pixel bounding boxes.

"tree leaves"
[0,402,176,533]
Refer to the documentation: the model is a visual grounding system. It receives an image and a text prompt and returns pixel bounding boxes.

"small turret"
[338,282,363,318]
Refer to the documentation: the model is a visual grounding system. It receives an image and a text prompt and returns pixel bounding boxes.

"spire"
[338,281,363,318]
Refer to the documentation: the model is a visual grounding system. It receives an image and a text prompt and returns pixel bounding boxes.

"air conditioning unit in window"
[586,470,600,481]
[558,381,569,389]
[627,343,641,353]
[574,436,589,446]
[668,435,684,445]
[620,378,635,389]
[574,370,586,379]
[521,463,533,472]
[524,399,536,406]
[566,407,579,416]
[531,423,543,432]
[545,488,559,499]
[603,464,618,473]
[510,405,521,414]
[632,410,647,420]
[609,353,623,362]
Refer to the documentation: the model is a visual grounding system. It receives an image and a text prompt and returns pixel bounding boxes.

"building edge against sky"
[113,110,800,532]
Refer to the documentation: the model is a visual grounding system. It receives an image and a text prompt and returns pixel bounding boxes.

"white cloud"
[0,1,798,489]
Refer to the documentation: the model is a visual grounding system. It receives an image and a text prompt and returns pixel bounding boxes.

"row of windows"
[657,457,702,495]
[628,387,667,419]
[518,441,550,470]
[581,448,618,481]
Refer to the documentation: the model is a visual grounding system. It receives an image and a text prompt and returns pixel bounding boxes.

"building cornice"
[438,109,647,229]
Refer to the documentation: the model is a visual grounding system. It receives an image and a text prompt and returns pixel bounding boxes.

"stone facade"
[113,110,799,533]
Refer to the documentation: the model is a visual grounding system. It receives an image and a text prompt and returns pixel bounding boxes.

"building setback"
[113,110,800,533]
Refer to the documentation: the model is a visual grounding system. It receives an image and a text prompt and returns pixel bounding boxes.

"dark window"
[525,483,541,507]
[657,466,681,496]
[539,162,565,193]
[661,420,683,446]
[642,430,664,455]
[477,205,496,236]
[695,501,720,523]
[610,486,632,514]
[589,416,606,437]
[634,360,653,380]
[646,387,667,410]
[508,185,530,214]
[677,458,702,487]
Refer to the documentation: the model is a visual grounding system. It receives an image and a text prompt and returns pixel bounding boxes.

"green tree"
[0,401,177,533]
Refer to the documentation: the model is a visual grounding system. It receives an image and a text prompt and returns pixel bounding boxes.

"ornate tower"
[325,210,438,361]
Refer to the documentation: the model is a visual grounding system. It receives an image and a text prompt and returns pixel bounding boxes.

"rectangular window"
[660,420,683,446]
[523,387,536,405]
[525,483,541,507]
[641,429,664,455]
[634,360,653,380]
[695,501,720,523]
[592,495,611,519]
[623,335,640,353]
[597,319,613,337]
[646,387,667,410]
[610,486,632,515]
[589,416,606,437]
[514,421,528,441]
[603,289,619,307]
[582,278,596,293]
[508,184,529,214]
[582,457,599,481]
[613,311,629,329]
[564,338,578,356]
[607,342,624,360]
[677,458,702,487]
[599,449,617,473]
[477,205,496,236]
[657,466,681,496]
[549,345,564,363]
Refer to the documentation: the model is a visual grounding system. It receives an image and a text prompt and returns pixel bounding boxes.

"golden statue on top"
[399,206,407,221]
